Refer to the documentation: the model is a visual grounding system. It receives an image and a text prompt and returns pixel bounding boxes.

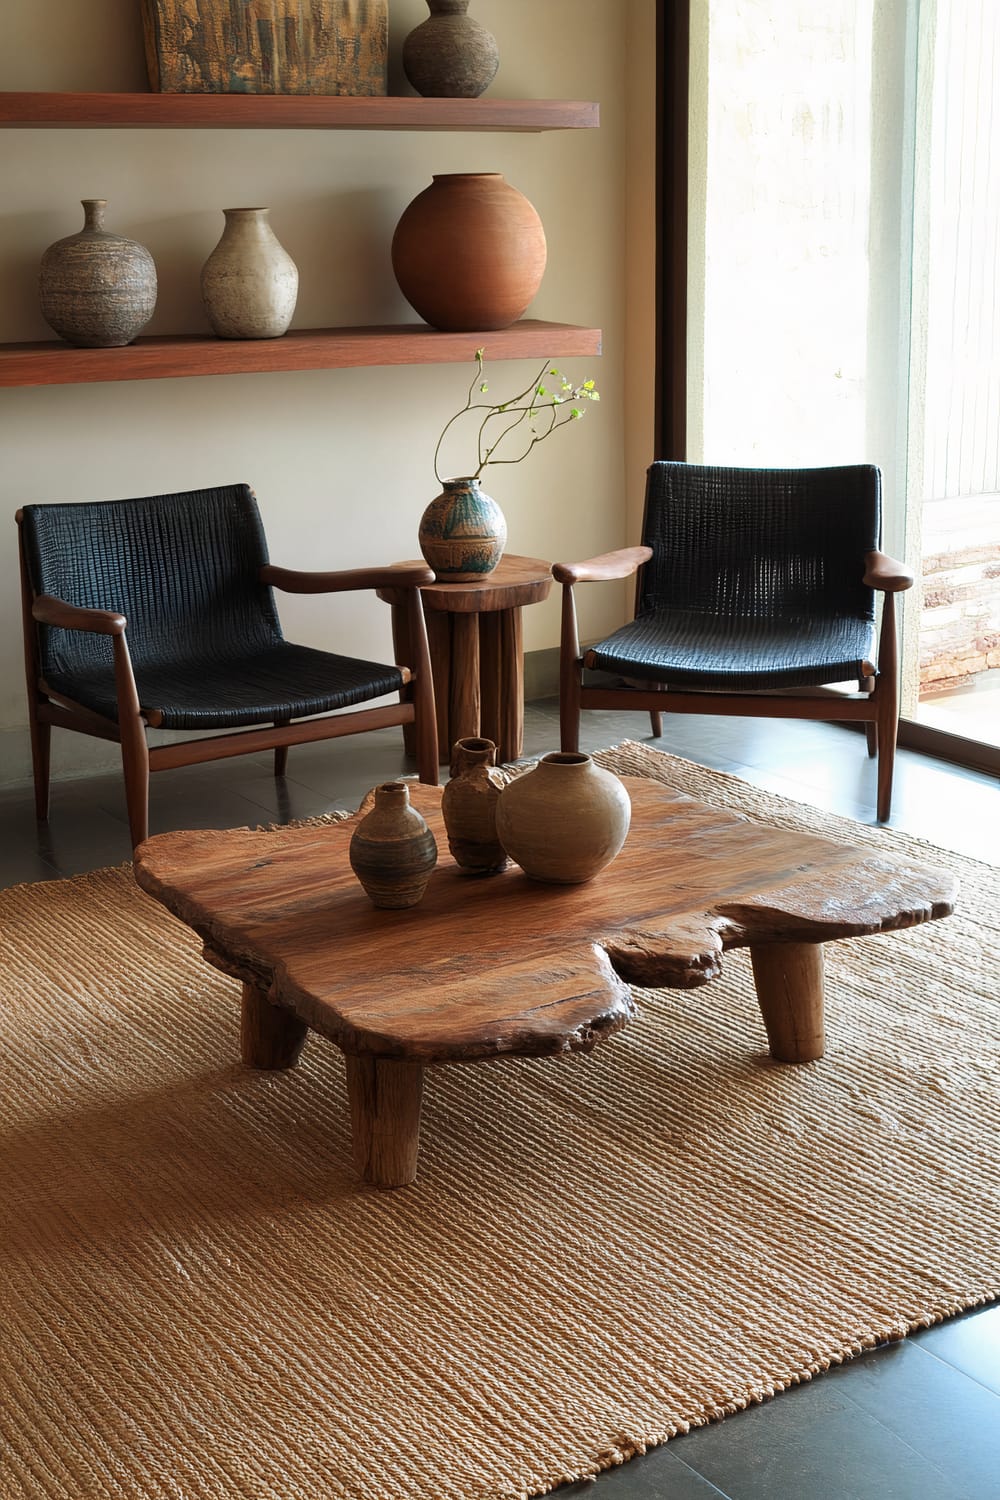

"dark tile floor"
[2,702,997,1500]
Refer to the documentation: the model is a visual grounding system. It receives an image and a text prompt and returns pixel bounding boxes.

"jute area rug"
[1,743,997,1500]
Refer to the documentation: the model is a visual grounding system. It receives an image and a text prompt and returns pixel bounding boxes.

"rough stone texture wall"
[919,494,1000,693]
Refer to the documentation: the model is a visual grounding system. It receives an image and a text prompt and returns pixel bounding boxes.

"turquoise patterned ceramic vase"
[417,477,507,582]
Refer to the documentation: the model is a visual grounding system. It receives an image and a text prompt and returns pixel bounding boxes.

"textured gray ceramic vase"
[402,0,499,98]
[39,199,157,348]
[200,207,298,339]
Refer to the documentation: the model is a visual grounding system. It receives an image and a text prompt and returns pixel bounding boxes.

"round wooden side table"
[378,554,552,766]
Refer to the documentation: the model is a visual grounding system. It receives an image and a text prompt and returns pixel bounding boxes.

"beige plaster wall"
[1,0,657,785]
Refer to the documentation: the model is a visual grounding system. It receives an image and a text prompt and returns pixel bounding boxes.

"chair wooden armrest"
[551,547,653,586]
[33,593,127,635]
[261,562,435,595]
[863,551,914,592]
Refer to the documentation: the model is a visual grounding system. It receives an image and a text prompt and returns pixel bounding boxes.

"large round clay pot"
[496,753,632,884]
[349,782,438,909]
[402,0,500,99]
[441,737,508,874]
[39,199,157,348]
[200,207,298,339]
[418,477,506,582]
[391,173,546,332]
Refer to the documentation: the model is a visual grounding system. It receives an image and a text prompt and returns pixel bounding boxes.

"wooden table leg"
[345,1054,425,1188]
[749,942,826,1062]
[497,604,524,764]
[423,610,452,765]
[449,612,481,759]
[479,612,503,755]
[241,981,309,1069]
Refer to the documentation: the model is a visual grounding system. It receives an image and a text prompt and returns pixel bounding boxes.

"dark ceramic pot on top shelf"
[402,0,500,99]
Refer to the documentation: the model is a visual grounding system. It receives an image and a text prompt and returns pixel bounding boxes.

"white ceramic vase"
[200,207,298,339]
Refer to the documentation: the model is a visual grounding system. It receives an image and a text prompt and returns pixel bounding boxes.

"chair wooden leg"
[650,711,663,738]
[876,708,897,823]
[873,598,901,823]
[560,673,582,752]
[389,602,418,759]
[558,585,583,753]
[414,682,440,786]
[402,586,440,784]
[865,722,878,758]
[120,719,150,848]
[274,720,289,778]
[28,706,51,821]
[409,626,440,786]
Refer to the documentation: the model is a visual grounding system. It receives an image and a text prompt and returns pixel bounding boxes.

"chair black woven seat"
[17,483,439,847]
[588,608,877,692]
[44,643,407,731]
[553,461,914,823]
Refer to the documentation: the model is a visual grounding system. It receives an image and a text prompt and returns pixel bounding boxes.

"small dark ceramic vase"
[349,781,437,909]
[418,477,507,581]
[39,199,157,348]
[441,737,507,875]
[403,0,500,99]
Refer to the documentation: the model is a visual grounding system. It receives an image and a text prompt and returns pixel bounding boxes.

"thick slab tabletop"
[133,778,957,1066]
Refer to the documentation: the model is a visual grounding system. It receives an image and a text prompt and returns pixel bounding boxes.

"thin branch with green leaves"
[433,348,600,485]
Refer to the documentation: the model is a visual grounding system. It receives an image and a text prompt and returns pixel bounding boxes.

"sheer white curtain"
[686,0,918,703]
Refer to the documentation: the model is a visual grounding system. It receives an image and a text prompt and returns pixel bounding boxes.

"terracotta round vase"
[349,782,438,909]
[391,173,546,332]
[418,477,507,581]
[441,737,508,875]
[200,207,298,339]
[402,0,500,99]
[496,753,632,885]
[38,199,157,348]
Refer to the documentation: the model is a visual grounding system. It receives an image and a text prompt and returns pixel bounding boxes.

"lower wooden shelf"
[0,320,602,388]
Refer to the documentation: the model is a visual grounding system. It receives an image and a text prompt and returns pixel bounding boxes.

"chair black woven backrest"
[637,462,882,624]
[20,484,283,682]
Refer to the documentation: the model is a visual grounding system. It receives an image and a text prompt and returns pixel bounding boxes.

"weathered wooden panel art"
[140,0,388,95]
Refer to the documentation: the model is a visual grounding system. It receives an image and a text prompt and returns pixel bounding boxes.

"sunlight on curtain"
[911,0,1000,742]
[693,3,875,466]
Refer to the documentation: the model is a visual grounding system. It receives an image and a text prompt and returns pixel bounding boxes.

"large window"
[678,0,1000,767]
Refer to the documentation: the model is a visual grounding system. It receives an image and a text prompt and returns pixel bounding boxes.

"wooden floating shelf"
[0,92,599,132]
[0,321,603,389]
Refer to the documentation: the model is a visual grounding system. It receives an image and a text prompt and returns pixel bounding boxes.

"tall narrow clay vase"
[200,207,298,339]
[496,753,632,884]
[349,781,437,908]
[418,477,507,581]
[441,737,507,874]
[402,0,500,99]
[39,199,157,348]
[391,173,546,332]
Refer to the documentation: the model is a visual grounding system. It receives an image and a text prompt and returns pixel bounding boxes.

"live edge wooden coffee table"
[133,778,956,1189]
